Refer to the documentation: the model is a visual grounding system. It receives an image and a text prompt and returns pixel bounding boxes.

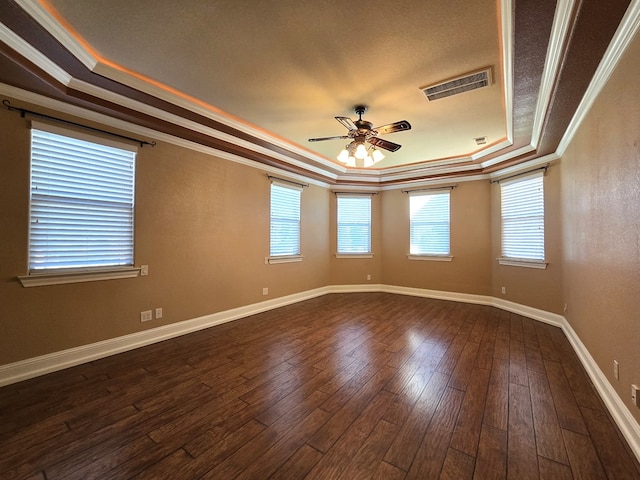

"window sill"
[497,258,548,269]
[265,255,303,264]
[18,267,141,287]
[335,253,373,259]
[407,254,453,262]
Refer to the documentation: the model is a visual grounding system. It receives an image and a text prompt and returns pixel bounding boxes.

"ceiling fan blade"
[374,120,411,135]
[335,116,357,131]
[368,137,402,152]
[308,135,350,142]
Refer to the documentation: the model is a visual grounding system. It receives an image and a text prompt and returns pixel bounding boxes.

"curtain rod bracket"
[3,99,156,148]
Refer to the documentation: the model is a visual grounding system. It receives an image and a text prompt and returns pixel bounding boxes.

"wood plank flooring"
[1,293,639,479]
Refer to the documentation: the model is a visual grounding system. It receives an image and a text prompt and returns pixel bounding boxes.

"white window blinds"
[500,171,544,260]
[409,190,450,255]
[28,124,136,272]
[270,181,301,256]
[337,195,371,254]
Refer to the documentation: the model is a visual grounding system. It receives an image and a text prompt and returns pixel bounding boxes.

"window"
[337,195,371,255]
[500,171,545,265]
[269,180,301,260]
[27,123,136,277]
[409,190,451,258]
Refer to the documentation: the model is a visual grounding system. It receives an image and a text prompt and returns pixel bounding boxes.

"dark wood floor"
[1,293,639,479]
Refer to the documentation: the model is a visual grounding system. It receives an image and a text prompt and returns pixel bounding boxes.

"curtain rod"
[490,164,549,184]
[266,174,309,188]
[332,191,378,196]
[401,185,457,194]
[3,99,156,148]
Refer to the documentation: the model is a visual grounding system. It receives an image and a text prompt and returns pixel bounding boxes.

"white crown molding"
[6,0,522,183]
[557,0,640,156]
[500,0,514,145]
[66,77,343,179]
[480,144,536,169]
[379,173,492,192]
[90,62,342,172]
[0,21,72,85]
[13,0,98,70]
[470,139,514,161]
[488,152,560,181]
[0,83,333,188]
[531,0,578,148]
[5,0,639,188]
[0,284,637,462]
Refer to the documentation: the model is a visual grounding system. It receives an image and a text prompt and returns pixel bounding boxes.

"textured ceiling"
[1,0,633,183]
[43,0,505,169]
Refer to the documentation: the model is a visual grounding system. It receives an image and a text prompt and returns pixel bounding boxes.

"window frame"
[267,179,303,264]
[498,171,547,269]
[19,122,140,287]
[407,189,453,261]
[335,194,373,258]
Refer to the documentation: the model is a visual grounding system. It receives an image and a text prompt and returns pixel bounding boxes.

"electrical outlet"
[614,360,619,380]
[367,274,371,281]
[632,384,639,407]
[501,286,506,294]
[140,310,152,322]
[262,287,269,296]
[155,308,163,319]
[140,265,149,276]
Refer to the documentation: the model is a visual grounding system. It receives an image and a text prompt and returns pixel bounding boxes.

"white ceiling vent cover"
[421,67,493,101]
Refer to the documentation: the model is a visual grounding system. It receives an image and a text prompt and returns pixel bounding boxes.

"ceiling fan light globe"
[354,143,367,159]
[346,156,356,167]
[337,149,350,163]
[364,156,374,167]
[372,149,385,163]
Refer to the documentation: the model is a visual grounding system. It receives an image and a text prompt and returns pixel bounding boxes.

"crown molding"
[13,0,97,70]
[0,21,71,84]
[531,0,578,148]
[557,0,640,156]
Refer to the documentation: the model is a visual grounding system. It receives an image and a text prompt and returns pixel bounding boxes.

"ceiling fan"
[308,105,411,167]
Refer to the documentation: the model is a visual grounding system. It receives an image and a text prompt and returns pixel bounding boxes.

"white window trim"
[407,254,453,262]
[336,194,372,256]
[335,253,374,259]
[408,189,451,257]
[21,121,137,286]
[269,179,302,259]
[18,266,141,287]
[265,255,303,264]
[497,257,548,269]
[499,170,545,263]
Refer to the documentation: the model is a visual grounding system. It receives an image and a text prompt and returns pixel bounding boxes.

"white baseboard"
[0,286,330,387]
[0,284,637,462]
[559,316,640,463]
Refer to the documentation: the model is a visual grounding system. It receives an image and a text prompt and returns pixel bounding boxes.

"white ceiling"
[43,0,506,170]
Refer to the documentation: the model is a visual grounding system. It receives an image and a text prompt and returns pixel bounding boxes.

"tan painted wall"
[0,102,330,365]
[560,32,640,423]
[380,181,492,295]
[490,163,564,314]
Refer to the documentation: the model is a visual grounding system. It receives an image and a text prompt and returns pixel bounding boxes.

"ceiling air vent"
[421,67,493,102]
